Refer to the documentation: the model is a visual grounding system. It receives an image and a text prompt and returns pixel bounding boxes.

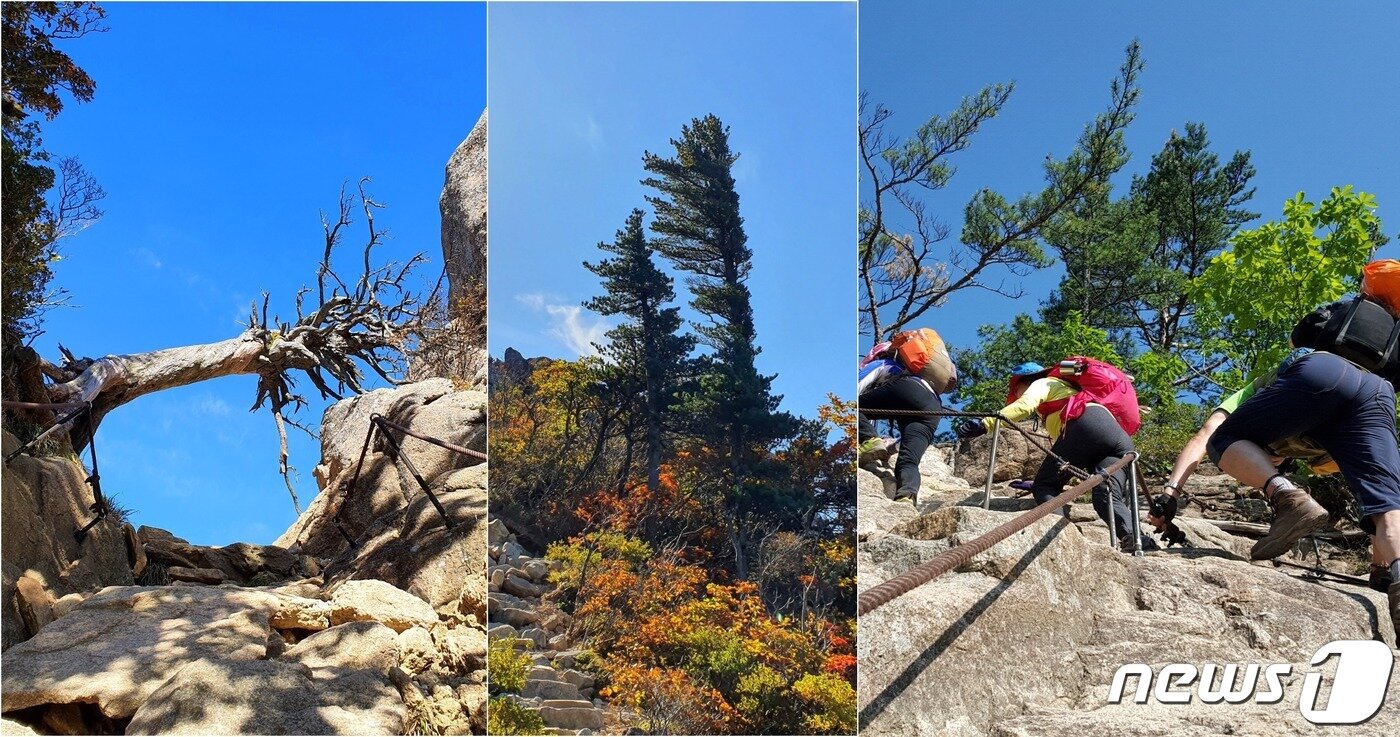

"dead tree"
[18,180,426,512]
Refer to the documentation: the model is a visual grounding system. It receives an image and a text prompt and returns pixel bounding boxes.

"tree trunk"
[46,331,267,446]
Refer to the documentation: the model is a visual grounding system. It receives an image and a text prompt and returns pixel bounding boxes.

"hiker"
[1185,282,1400,638]
[858,328,959,501]
[1150,347,1358,556]
[954,359,1151,551]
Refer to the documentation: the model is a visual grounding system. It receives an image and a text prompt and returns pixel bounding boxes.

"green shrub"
[486,697,546,735]
[487,638,531,694]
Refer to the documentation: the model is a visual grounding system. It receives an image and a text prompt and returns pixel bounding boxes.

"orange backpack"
[890,327,958,394]
[1362,259,1400,316]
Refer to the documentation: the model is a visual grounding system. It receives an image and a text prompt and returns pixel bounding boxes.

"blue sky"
[34,3,485,545]
[860,0,1400,361]
[488,1,857,422]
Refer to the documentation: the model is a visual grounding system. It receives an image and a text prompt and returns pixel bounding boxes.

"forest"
[490,115,856,735]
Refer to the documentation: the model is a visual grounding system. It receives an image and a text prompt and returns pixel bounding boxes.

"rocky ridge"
[858,434,1399,737]
[486,518,609,735]
[1,380,488,735]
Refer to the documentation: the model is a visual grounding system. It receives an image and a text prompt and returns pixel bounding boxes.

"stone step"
[523,678,581,701]
[537,700,604,731]
[556,668,595,691]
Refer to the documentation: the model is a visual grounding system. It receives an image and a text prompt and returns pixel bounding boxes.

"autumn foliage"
[491,362,856,734]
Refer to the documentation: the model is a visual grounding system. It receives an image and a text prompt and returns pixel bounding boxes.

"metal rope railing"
[858,452,1137,616]
[2,400,108,541]
[331,413,485,546]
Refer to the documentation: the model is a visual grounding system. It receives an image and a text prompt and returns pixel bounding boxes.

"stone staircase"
[487,518,608,735]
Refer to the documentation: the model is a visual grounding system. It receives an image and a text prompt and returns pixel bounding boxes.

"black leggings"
[859,377,942,496]
[1031,404,1137,537]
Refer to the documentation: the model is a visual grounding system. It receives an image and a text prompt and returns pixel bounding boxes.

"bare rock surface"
[0,586,283,719]
[953,421,1049,486]
[858,459,1399,737]
[441,110,487,307]
[124,657,405,735]
[1,431,133,649]
[275,379,486,559]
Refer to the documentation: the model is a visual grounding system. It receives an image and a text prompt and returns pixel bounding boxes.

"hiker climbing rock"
[1153,347,1343,552]
[1203,271,1400,640]
[956,358,1151,551]
[858,328,958,501]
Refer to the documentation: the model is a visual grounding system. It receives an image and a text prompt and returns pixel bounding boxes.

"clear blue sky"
[860,1,1400,361]
[488,1,856,422]
[35,2,485,545]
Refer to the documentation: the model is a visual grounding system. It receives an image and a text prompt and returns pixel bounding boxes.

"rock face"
[2,431,133,650]
[126,657,404,736]
[857,457,1400,737]
[953,421,1048,486]
[0,586,285,720]
[275,378,486,562]
[441,110,487,312]
[323,463,489,615]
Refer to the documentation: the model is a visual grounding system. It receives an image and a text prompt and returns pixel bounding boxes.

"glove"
[1148,493,1179,523]
[1157,523,1188,548]
[954,418,987,439]
[1009,479,1034,492]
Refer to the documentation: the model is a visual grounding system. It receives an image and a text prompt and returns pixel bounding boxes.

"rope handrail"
[857,452,1137,616]
[860,407,1090,480]
[331,413,487,545]
[372,415,487,461]
[2,399,108,541]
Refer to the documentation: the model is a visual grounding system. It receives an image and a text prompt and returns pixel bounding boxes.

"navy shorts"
[1208,352,1400,533]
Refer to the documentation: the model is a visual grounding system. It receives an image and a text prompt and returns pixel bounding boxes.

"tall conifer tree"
[642,114,795,577]
[584,209,694,495]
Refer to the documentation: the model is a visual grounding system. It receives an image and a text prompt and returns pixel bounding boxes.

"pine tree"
[642,114,795,578]
[583,209,694,495]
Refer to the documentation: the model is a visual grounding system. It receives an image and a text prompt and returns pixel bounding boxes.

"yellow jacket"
[981,377,1078,440]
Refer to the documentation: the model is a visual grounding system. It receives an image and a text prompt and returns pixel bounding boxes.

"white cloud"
[575,114,603,151]
[131,247,163,269]
[515,293,610,357]
[732,150,759,184]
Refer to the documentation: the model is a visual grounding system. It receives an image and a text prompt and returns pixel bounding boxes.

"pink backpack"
[1038,356,1141,436]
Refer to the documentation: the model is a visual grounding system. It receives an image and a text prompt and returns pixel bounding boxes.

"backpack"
[1291,296,1400,379]
[889,328,958,394]
[1362,259,1400,315]
[1037,356,1142,435]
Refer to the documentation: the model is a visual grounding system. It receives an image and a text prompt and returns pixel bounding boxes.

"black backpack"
[1291,296,1400,379]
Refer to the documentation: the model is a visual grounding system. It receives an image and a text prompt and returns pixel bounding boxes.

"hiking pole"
[982,417,1001,510]
[1128,456,1143,557]
[1106,465,1118,548]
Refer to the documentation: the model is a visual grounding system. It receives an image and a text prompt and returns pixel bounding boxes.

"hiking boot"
[858,437,898,470]
[892,487,917,504]
[856,437,901,465]
[1250,488,1330,561]
[1119,534,1160,554]
[1370,564,1393,593]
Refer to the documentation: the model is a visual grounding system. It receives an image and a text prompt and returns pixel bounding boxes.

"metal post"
[982,418,1000,510]
[1128,458,1143,557]
[1107,492,1118,548]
